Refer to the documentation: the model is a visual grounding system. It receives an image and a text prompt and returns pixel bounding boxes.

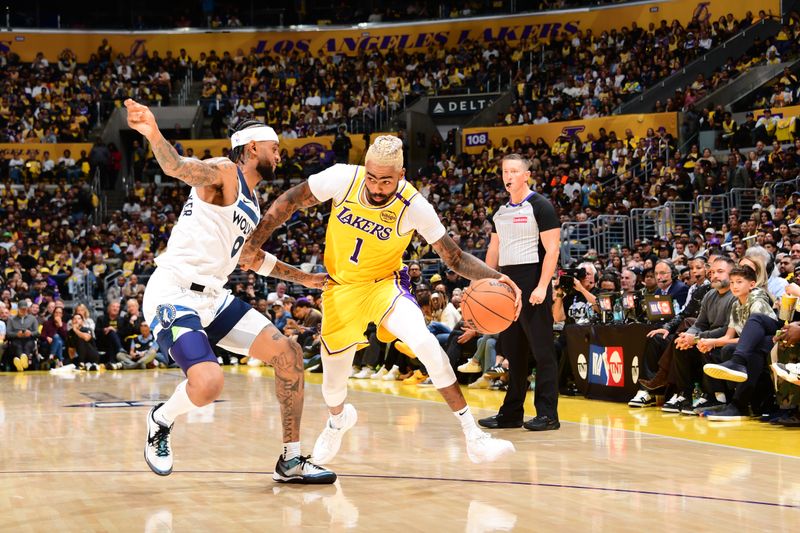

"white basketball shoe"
[465,430,516,463]
[312,404,357,464]
[145,403,174,476]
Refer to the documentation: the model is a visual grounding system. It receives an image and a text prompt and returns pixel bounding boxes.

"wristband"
[256,252,278,277]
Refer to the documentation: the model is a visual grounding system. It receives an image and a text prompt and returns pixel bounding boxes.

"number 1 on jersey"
[349,237,364,264]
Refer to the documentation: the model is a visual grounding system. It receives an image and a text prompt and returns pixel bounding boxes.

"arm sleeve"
[402,195,447,244]
[531,195,560,231]
[307,164,359,204]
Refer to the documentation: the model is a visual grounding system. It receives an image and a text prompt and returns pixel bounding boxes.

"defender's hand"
[124,99,157,139]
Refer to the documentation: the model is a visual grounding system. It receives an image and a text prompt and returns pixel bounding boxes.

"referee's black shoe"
[478,414,523,429]
[523,415,560,431]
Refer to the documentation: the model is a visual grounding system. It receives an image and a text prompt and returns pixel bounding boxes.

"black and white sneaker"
[483,365,507,379]
[145,403,173,476]
[661,394,689,413]
[273,455,337,484]
[628,390,655,408]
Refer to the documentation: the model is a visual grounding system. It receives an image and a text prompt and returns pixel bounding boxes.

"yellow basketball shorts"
[320,270,416,355]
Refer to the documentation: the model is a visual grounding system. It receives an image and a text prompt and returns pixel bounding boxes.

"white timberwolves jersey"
[155,169,260,289]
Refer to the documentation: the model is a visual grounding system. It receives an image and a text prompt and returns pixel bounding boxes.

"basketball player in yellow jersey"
[240,136,521,464]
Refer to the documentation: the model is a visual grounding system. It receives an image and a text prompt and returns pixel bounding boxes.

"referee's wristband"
[256,252,278,277]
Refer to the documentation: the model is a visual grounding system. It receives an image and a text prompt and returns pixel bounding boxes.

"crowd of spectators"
[0,40,186,143]
[507,11,776,126]
[198,38,517,135]
[0,35,518,144]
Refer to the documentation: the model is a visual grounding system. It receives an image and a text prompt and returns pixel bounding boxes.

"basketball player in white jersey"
[124,99,335,484]
[240,136,520,465]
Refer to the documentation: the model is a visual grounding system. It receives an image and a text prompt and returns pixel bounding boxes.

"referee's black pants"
[498,263,558,421]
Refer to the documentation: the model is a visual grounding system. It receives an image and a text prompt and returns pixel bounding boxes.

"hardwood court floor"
[0,367,798,532]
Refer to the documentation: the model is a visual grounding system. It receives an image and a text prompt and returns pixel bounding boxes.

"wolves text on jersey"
[336,206,393,240]
[232,211,255,236]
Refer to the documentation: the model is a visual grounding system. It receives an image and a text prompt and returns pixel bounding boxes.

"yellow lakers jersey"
[325,167,417,284]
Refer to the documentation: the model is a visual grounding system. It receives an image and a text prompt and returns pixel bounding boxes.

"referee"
[478,154,561,432]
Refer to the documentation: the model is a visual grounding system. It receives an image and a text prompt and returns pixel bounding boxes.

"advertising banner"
[462,112,678,154]
[0,143,92,161]
[428,94,500,117]
[1,0,777,61]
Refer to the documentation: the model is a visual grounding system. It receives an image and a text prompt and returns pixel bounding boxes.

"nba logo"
[589,345,625,387]
[589,344,608,386]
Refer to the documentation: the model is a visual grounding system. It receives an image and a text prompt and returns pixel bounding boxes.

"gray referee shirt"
[490,191,559,267]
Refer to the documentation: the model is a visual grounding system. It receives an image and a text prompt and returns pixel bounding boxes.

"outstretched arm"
[240,181,321,270]
[125,99,232,188]
[270,261,328,290]
[431,234,522,318]
[249,249,328,290]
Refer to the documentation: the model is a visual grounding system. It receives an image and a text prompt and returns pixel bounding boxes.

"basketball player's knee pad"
[169,331,217,373]
[320,353,352,407]
[321,376,348,407]
[409,334,456,388]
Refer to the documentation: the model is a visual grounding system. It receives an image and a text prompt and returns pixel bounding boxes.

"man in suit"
[655,259,689,309]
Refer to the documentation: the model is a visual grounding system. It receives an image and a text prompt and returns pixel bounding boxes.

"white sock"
[329,409,347,429]
[454,406,480,437]
[283,441,301,460]
[154,380,198,426]
[715,392,727,403]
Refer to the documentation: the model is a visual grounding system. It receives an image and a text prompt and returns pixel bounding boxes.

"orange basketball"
[461,278,517,334]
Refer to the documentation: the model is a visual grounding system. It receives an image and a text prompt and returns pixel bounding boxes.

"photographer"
[553,263,598,324]
[552,262,598,396]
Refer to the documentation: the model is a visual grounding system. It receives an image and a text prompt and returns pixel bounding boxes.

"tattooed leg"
[249,325,305,443]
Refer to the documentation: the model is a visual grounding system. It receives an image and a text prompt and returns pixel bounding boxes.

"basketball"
[460,278,517,334]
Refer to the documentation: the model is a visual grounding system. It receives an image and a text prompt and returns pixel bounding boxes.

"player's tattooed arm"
[124,98,230,188]
[431,234,502,281]
[271,261,329,290]
[150,136,231,188]
[248,182,320,249]
[431,234,523,317]
[240,182,320,270]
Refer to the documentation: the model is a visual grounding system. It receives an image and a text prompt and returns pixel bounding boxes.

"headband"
[231,126,279,148]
